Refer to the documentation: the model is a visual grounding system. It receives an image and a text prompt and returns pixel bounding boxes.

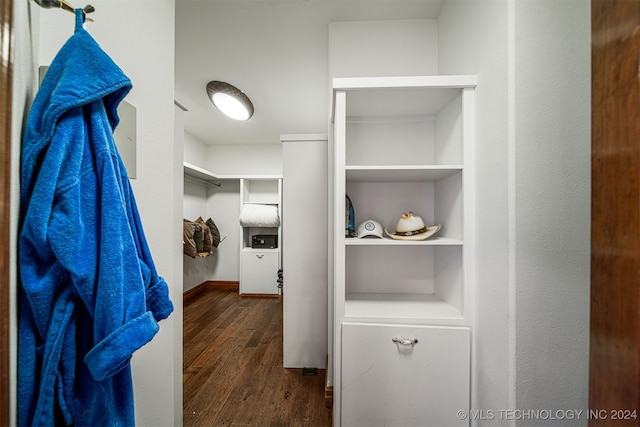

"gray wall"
[513,1,590,421]
[12,1,39,424]
[439,0,590,423]
[439,0,512,415]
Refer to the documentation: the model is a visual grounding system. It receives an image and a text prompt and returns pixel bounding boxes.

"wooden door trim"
[0,0,12,424]
[590,0,640,423]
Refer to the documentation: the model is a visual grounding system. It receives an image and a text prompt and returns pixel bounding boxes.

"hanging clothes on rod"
[18,8,173,427]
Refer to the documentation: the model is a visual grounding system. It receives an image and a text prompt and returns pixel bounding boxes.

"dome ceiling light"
[206,81,254,121]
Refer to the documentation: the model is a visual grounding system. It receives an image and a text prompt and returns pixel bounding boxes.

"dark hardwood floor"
[183,285,332,427]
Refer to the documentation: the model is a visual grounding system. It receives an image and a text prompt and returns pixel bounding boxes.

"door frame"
[590,0,640,421]
[0,0,13,424]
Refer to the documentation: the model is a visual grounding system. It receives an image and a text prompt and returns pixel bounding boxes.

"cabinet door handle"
[256,254,264,259]
[392,337,418,346]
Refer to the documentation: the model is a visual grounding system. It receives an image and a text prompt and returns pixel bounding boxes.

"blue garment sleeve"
[122,180,174,322]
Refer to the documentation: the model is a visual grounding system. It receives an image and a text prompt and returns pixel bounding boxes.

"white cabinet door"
[341,322,470,427]
[240,250,279,294]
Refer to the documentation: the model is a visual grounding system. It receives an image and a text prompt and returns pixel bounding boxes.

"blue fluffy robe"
[18,11,173,426]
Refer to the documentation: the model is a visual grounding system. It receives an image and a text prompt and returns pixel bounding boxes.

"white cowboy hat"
[384,212,441,241]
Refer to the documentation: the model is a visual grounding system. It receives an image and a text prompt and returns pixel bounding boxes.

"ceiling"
[175,0,446,146]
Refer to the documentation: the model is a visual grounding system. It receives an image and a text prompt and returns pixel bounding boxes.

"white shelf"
[242,201,279,205]
[333,75,478,90]
[239,178,282,295]
[346,165,462,182]
[334,75,476,119]
[184,161,283,181]
[238,174,284,179]
[345,236,462,246]
[344,292,463,320]
[241,179,281,204]
[183,161,220,182]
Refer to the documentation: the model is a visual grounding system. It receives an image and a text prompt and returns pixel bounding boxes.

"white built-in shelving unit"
[239,177,282,295]
[332,75,476,426]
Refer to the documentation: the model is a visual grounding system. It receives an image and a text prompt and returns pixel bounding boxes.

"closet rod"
[184,174,222,187]
[32,0,95,20]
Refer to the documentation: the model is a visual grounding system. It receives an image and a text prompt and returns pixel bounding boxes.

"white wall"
[207,143,283,176]
[439,0,590,424]
[182,135,248,289]
[512,1,590,421]
[206,180,241,281]
[182,177,241,290]
[12,1,39,425]
[282,135,328,369]
[36,2,182,426]
[183,132,216,290]
[184,131,208,169]
[172,102,185,427]
[183,177,215,290]
[438,0,512,415]
[329,19,439,77]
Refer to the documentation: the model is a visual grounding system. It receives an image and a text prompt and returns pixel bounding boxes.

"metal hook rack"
[32,0,95,21]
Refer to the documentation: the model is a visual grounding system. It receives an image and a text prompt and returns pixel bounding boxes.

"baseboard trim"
[239,293,281,298]
[324,385,333,409]
[207,280,240,289]
[324,353,333,409]
[183,280,239,302]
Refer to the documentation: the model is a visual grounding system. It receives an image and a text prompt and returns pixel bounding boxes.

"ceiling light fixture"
[206,81,254,121]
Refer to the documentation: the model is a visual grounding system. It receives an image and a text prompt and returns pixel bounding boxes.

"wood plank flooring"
[183,285,332,427]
